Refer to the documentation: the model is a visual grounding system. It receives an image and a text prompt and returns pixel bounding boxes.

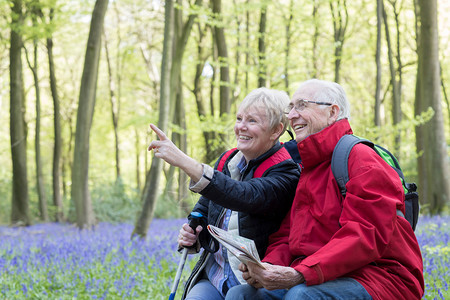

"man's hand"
[239,263,263,288]
[241,261,305,290]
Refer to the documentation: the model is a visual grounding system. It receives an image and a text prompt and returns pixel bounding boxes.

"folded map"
[207,224,266,269]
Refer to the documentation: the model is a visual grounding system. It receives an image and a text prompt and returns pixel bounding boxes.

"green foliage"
[154,192,197,219]
[91,179,142,224]
[353,108,435,182]
[361,107,435,142]
[1,0,450,224]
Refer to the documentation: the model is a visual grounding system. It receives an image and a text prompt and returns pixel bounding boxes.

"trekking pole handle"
[186,212,203,249]
[168,212,203,300]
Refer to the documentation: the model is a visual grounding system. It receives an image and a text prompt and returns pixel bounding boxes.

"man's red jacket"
[263,119,424,300]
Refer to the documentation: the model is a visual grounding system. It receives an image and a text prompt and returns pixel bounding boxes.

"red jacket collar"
[297,119,353,170]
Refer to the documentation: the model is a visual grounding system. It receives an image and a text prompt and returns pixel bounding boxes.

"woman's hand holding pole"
[169,212,203,300]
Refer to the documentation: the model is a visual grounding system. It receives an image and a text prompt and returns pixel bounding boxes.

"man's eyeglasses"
[284,99,332,114]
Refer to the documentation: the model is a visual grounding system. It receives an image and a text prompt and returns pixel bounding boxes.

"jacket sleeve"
[192,195,209,219]
[199,160,300,217]
[293,144,404,285]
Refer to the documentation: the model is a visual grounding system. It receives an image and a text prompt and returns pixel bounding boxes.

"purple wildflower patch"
[0,216,448,299]
[0,219,196,299]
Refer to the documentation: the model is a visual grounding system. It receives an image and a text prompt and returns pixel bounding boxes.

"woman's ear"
[271,123,284,141]
[328,104,340,124]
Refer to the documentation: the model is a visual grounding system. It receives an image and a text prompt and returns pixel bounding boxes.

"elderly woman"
[148,88,300,300]
[225,79,424,300]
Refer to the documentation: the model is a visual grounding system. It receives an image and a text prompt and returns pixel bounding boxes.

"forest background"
[1,0,449,234]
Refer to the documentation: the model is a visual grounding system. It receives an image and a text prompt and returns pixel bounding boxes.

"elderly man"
[225,79,424,300]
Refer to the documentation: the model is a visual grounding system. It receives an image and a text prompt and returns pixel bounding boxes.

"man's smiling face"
[287,88,336,143]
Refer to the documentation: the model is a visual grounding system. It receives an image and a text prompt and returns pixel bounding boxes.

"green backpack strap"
[372,144,407,189]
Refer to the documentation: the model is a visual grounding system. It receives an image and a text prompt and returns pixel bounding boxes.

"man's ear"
[271,123,284,141]
[328,104,340,124]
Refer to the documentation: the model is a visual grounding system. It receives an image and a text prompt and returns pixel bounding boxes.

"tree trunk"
[10,0,31,226]
[312,0,319,79]
[258,3,267,87]
[440,63,450,125]
[330,0,348,83]
[63,111,75,214]
[171,1,184,199]
[245,0,250,94]
[25,23,49,222]
[47,8,64,222]
[284,0,294,90]
[192,23,219,163]
[232,0,241,106]
[135,128,141,191]
[392,0,403,134]
[211,0,230,116]
[71,0,109,229]
[169,0,202,121]
[174,86,189,209]
[374,0,383,127]
[103,28,121,181]
[211,0,230,154]
[383,0,402,156]
[210,26,217,116]
[416,0,450,213]
[133,0,174,239]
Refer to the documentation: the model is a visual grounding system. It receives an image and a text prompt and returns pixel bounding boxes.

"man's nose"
[288,108,299,120]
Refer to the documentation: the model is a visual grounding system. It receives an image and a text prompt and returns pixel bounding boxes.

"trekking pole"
[169,212,203,300]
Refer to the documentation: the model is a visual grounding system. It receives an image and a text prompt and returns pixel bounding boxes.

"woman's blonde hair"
[238,87,290,138]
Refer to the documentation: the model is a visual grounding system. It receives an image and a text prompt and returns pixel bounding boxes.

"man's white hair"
[296,79,351,120]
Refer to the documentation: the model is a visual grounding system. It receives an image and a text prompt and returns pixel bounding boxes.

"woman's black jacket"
[181,142,300,299]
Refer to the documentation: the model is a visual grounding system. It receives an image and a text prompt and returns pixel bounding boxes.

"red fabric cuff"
[294,262,324,285]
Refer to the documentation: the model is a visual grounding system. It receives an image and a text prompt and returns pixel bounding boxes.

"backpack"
[331,134,419,231]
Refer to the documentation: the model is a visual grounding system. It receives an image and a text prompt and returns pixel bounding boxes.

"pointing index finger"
[149,124,168,141]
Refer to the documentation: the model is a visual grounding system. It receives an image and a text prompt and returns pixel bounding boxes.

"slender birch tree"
[133,0,174,239]
[47,7,64,222]
[71,0,109,228]
[24,1,49,221]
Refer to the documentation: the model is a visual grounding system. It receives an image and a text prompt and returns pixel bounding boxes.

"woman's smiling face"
[234,106,279,162]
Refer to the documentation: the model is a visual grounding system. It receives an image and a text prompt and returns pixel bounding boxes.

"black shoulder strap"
[331,135,373,198]
[283,139,302,165]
